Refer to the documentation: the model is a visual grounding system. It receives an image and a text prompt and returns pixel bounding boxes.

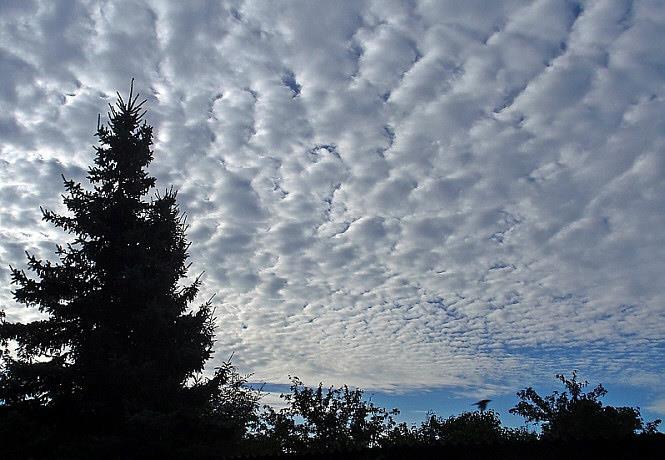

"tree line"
[0,85,661,458]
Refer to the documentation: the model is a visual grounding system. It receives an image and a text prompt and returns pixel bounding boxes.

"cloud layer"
[1,0,664,399]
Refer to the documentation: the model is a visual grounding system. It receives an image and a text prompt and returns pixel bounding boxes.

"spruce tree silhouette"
[0,82,258,457]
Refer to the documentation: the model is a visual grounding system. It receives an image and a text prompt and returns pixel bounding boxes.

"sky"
[1,0,664,426]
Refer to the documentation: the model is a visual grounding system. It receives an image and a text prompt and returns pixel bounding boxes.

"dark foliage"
[251,380,539,456]
[510,371,661,440]
[416,409,536,445]
[251,371,661,456]
[237,438,665,460]
[418,410,504,444]
[253,376,401,454]
[0,83,259,457]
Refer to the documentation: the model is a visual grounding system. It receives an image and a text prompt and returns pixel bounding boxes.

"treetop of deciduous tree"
[510,371,661,440]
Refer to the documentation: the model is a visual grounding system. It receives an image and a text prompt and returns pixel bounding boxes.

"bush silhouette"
[254,376,400,454]
[417,410,512,445]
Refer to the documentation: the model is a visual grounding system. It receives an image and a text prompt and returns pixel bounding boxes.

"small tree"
[255,376,400,454]
[0,83,258,456]
[417,410,508,445]
[509,371,660,440]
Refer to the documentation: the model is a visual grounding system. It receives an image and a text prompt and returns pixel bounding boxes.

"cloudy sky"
[1,0,664,423]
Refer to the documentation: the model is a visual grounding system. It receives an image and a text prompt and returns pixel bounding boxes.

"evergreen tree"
[0,82,258,456]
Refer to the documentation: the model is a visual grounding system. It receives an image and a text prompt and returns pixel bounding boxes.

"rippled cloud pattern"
[1,1,664,403]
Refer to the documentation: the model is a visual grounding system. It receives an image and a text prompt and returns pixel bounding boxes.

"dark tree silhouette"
[509,371,661,440]
[254,376,400,454]
[417,410,518,445]
[0,83,259,457]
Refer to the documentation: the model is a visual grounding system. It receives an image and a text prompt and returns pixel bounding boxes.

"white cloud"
[1,0,664,395]
[647,399,665,416]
